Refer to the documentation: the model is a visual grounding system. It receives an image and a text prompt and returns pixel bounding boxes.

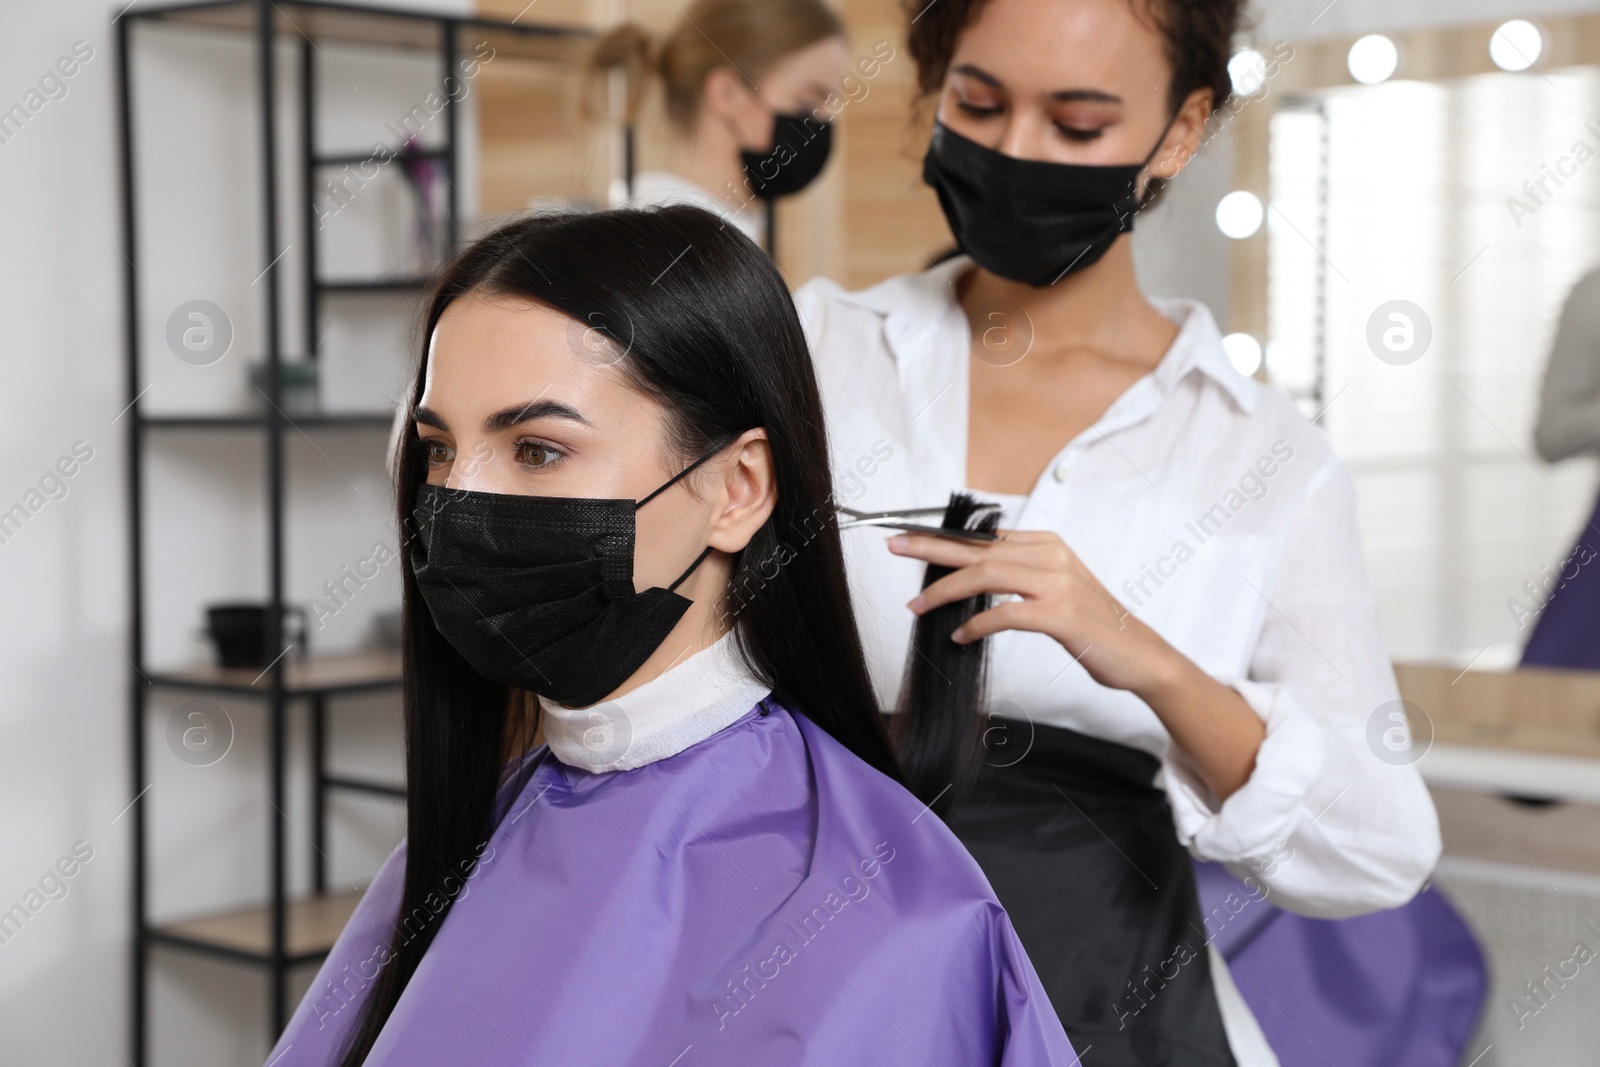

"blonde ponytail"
[583,22,658,125]
[584,0,844,132]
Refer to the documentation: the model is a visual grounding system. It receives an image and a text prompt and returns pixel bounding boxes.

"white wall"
[0,1,470,1064]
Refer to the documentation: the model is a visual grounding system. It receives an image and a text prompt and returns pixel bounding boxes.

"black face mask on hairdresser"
[740,110,833,200]
[922,116,1175,287]
[410,450,721,709]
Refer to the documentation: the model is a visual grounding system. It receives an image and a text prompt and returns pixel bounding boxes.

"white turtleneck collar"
[537,630,773,773]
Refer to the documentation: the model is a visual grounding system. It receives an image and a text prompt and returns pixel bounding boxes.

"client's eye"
[514,439,564,470]
[418,437,452,467]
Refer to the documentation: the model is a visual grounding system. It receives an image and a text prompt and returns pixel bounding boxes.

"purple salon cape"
[1194,862,1486,1066]
[1520,490,1600,669]
[267,698,1077,1066]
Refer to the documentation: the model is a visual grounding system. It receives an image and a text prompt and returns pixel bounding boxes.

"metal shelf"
[149,890,365,966]
[130,0,589,62]
[323,774,407,799]
[148,650,403,697]
[118,2,592,1060]
[317,277,431,293]
[314,146,447,168]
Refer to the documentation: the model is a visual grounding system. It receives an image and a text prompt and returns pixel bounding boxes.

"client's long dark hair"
[338,206,901,1064]
[892,493,1001,819]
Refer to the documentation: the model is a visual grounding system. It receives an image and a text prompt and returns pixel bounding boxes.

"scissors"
[836,504,1001,543]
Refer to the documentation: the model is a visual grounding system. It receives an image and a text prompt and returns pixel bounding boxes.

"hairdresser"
[797,0,1445,1063]
[584,0,846,251]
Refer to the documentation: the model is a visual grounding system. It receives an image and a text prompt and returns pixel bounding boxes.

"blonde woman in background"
[585,0,847,249]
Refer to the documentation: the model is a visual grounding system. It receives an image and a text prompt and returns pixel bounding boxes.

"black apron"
[946,718,1237,1066]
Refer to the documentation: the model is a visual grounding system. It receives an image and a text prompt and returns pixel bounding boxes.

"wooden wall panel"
[827,0,952,290]
[475,0,610,216]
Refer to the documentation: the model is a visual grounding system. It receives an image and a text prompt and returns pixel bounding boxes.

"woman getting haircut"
[585,0,847,251]
[798,0,1480,1063]
[264,206,1076,1067]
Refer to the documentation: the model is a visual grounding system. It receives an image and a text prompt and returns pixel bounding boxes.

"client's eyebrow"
[951,63,1123,104]
[413,400,591,433]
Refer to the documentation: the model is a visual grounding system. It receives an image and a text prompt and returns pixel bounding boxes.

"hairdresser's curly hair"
[904,0,1244,116]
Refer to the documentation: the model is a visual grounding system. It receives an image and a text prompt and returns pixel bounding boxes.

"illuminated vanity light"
[1490,20,1542,72]
[1348,34,1399,85]
[1222,333,1264,377]
[1229,48,1269,97]
[1216,190,1265,239]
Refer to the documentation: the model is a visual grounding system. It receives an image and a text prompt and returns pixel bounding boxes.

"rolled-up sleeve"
[1158,457,1442,918]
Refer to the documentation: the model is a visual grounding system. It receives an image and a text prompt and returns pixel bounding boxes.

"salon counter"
[1398,662,1600,875]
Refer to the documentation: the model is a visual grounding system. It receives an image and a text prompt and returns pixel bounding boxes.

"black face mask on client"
[410,448,724,708]
[740,110,834,201]
[921,115,1178,287]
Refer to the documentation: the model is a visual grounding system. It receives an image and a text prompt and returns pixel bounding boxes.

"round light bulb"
[1348,34,1399,85]
[1216,191,1265,239]
[1222,333,1264,377]
[1490,20,1542,72]
[1229,48,1269,97]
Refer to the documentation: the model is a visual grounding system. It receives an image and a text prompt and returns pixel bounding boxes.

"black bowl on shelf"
[205,603,308,669]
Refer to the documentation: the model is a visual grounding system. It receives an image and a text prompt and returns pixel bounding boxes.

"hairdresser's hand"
[888,529,1175,695]
[887,529,1265,798]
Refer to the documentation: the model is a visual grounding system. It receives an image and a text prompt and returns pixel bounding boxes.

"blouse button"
[1052,459,1070,483]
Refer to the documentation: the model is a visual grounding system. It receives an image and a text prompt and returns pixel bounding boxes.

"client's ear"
[706,428,776,554]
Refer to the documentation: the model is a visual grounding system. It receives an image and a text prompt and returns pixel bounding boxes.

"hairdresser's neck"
[959,237,1175,368]
[669,113,756,218]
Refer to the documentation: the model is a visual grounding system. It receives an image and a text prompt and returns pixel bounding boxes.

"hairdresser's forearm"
[1132,644,1264,801]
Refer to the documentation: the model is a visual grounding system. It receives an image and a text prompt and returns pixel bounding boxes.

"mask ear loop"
[667,545,716,592]
[634,437,738,594]
[1130,109,1185,212]
[634,445,724,509]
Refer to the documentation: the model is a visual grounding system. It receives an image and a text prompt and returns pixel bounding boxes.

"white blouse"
[795,257,1441,920]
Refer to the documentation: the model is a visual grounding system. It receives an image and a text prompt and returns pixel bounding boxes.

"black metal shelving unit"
[116,2,591,1061]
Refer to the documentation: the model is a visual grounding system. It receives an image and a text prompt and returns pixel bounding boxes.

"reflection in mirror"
[1265,68,1600,664]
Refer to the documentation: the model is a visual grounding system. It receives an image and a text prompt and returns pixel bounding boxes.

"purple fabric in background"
[1520,490,1600,670]
[267,700,1076,1066]
[1194,862,1487,1066]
